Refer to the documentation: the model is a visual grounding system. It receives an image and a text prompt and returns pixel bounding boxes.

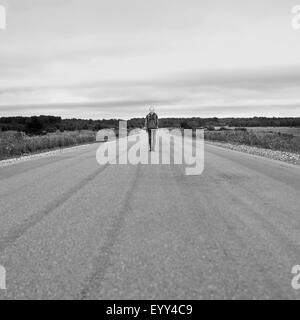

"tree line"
[0,116,300,134]
[0,116,120,134]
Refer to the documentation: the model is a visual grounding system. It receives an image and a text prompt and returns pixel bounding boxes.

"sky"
[0,0,300,119]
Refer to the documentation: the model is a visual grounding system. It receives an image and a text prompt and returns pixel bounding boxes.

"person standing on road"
[145,107,159,151]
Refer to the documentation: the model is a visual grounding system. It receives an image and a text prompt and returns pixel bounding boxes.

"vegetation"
[0,131,96,160]
[151,117,300,129]
[1,116,300,160]
[1,116,300,134]
[205,129,300,154]
[0,116,120,134]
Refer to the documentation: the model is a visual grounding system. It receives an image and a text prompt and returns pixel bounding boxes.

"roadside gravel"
[206,141,300,165]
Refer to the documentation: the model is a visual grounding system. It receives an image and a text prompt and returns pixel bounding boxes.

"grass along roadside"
[2,127,300,165]
[0,130,96,161]
[204,129,300,165]
[204,129,300,154]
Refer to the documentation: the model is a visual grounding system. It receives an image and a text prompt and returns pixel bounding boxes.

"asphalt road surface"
[1,130,300,300]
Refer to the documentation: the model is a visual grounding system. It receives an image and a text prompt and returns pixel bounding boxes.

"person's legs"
[147,129,152,150]
[152,129,156,151]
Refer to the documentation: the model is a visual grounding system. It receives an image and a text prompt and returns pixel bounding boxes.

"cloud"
[1,0,300,118]
[1,66,300,119]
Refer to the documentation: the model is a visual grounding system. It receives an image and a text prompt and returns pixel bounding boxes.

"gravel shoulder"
[206,140,300,166]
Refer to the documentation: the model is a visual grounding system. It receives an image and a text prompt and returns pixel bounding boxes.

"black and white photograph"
[1,0,300,304]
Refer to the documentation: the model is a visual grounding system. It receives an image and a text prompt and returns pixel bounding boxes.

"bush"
[180,121,192,129]
[234,127,247,131]
[206,126,215,131]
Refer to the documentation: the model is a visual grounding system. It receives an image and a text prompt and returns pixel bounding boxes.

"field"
[0,131,96,161]
[205,127,300,154]
[245,127,300,137]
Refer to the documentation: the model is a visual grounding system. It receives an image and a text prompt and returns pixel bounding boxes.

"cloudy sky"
[0,0,300,119]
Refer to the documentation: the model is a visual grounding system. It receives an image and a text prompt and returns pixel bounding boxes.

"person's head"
[149,106,155,114]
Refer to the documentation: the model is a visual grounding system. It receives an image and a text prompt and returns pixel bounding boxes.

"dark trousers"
[147,129,156,150]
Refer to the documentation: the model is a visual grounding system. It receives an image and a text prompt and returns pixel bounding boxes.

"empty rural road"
[1,130,300,300]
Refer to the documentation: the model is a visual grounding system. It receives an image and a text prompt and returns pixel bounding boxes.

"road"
[1,130,300,299]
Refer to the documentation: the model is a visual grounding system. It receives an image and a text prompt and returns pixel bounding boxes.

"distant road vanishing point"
[1,130,300,299]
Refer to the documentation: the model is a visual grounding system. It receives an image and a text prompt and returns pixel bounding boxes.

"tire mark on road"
[206,145,300,190]
[0,147,97,181]
[0,164,109,254]
[0,141,132,254]
[170,165,290,298]
[77,164,141,300]
[0,153,98,197]
[0,156,73,181]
